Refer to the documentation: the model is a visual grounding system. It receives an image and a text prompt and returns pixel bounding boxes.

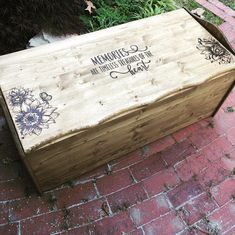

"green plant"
[175,0,224,25]
[80,0,177,31]
[80,0,224,32]
[220,0,235,10]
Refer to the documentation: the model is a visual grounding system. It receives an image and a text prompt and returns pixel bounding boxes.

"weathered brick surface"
[96,169,133,195]
[107,183,147,213]
[201,136,233,162]
[161,139,197,166]
[0,4,235,234]
[177,193,218,225]
[210,177,235,206]
[21,211,65,235]
[143,211,185,235]
[129,194,170,226]
[142,167,180,196]
[167,180,204,208]
[9,195,53,221]
[197,158,232,189]
[196,201,235,234]
[175,153,209,182]
[0,223,18,235]
[60,225,90,235]
[129,228,144,235]
[111,149,143,172]
[56,182,97,208]
[68,199,105,227]
[130,153,166,181]
[89,212,134,235]
[227,126,235,145]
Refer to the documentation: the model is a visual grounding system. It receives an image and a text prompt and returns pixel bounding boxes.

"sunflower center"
[23,112,40,126]
[12,95,23,104]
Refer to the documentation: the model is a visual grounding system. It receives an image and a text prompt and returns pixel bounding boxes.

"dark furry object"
[0,0,88,55]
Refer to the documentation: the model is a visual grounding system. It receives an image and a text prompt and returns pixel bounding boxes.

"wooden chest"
[0,9,234,192]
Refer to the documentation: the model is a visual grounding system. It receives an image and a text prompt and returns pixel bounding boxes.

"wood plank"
[0,9,234,191]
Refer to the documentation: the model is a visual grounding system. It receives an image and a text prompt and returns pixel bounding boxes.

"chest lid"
[0,9,234,154]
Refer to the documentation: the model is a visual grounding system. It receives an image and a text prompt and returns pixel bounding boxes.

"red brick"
[201,136,233,162]
[197,202,235,234]
[107,183,147,213]
[21,211,64,235]
[0,180,26,201]
[201,1,227,19]
[167,180,204,207]
[223,226,235,235]
[130,154,166,181]
[221,151,235,172]
[143,211,185,235]
[60,225,90,235]
[179,228,205,235]
[172,122,200,142]
[89,212,134,235]
[76,165,106,183]
[212,1,235,17]
[143,168,180,196]
[129,194,170,226]
[220,26,235,44]
[161,139,196,166]
[9,195,52,221]
[0,224,18,235]
[56,182,97,208]
[145,135,175,156]
[178,193,218,225]
[227,126,235,145]
[214,109,235,134]
[188,120,219,149]
[111,149,142,172]
[129,228,144,235]
[209,202,235,233]
[197,159,232,189]
[210,177,235,206]
[96,169,133,195]
[69,199,104,227]
[175,153,209,182]
[224,15,235,27]
[222,90,235,110]
[0,202,8,225]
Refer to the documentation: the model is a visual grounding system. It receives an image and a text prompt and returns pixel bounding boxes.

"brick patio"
[0,1,235,235]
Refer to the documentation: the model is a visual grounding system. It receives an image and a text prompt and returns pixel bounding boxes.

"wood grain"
[0,9,234,191]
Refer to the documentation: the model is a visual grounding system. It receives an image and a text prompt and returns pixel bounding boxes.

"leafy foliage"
[81,0,224,32]
[81,0,176,31]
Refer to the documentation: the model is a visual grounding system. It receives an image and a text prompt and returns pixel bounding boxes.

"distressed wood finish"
[0,9,234,191]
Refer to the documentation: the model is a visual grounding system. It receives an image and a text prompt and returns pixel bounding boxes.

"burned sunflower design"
[197,38,232,64]
[7,88,33,112]
[7,88,59,138]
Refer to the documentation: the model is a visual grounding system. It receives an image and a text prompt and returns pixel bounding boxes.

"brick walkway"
[0,1,235,235]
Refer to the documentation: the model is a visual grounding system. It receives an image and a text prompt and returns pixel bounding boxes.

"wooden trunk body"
[0,9,234,192]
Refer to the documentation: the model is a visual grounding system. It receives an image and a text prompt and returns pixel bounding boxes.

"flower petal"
[21,102,30,113]
[41,115,51,123]
[30,99,40,109]
[33,127,42,136]
[43,107,57,116]
[12,105,22,113]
